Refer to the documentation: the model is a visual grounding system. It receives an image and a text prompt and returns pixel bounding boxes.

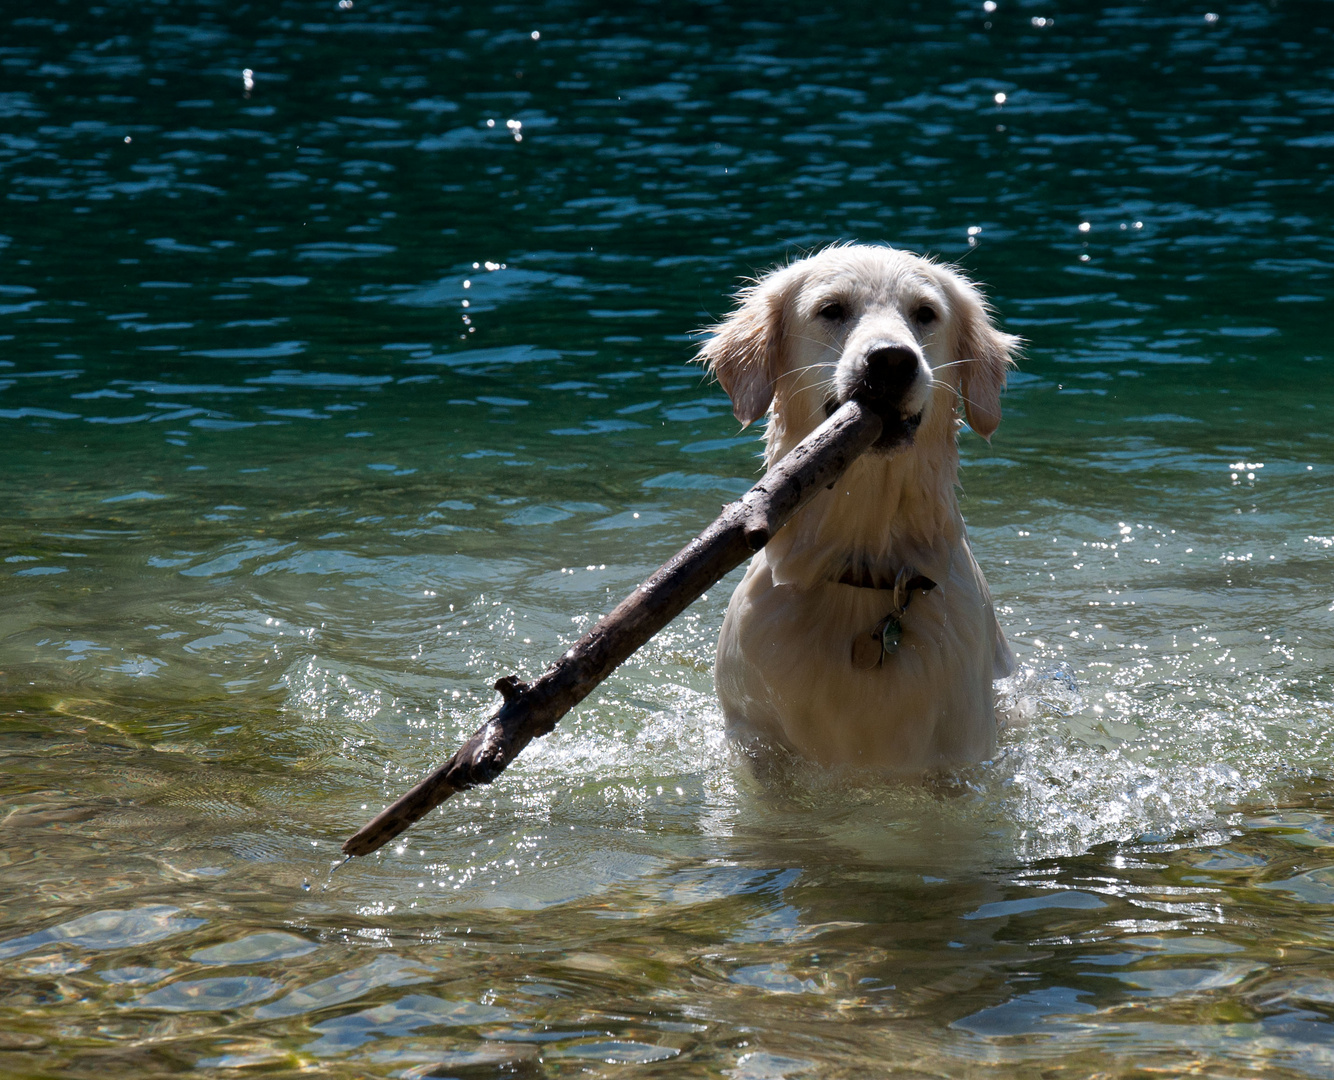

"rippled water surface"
[2,1,1333,1076]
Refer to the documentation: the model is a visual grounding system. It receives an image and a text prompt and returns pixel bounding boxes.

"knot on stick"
[494,674,528,703]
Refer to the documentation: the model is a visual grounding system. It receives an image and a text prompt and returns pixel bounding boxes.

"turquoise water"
[2,1,1332,1076]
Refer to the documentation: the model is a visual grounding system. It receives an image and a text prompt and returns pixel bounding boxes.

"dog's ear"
[697,265,797,427]
[945,271,1022,442]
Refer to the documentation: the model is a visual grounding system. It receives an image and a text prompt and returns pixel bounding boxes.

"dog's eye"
[817,301,847,322]
[913,305,938,326]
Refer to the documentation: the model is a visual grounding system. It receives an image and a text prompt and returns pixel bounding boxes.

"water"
[1,1,1332,1075]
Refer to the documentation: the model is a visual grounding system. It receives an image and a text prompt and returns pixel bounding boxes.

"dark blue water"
[2,2,1332,1076]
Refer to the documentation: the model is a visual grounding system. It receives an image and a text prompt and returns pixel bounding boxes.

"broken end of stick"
[340,774,461,857]
[340,705,524,858]
[341,811,415,858]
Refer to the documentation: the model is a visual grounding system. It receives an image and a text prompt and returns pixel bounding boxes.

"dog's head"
[698,245,1020,455]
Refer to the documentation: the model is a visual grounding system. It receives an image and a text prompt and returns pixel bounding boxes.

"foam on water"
[295,556,1331,910]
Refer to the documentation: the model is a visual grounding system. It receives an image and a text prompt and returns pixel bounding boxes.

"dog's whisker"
[927,377,995,417]
[770,360,832,393]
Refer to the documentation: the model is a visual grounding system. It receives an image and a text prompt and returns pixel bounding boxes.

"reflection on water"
[2,1,1332,1076]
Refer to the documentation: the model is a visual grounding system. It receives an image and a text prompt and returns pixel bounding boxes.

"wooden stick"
[342,399,884,857]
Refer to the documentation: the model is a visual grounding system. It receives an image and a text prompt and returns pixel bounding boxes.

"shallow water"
[2,1,1332,1076]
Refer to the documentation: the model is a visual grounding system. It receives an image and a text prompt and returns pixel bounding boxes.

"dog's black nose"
[858,345,920,405]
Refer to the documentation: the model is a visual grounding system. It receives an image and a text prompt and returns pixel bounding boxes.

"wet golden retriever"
[699,244,1020,770]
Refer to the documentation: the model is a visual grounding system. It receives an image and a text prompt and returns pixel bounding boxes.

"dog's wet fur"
[698,243,1021,770]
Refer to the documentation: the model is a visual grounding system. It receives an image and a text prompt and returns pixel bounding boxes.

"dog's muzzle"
[826,344,927,452]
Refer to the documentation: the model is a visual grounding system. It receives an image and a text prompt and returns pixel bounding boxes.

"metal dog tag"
[852,631,883,669]
[879,615,903,656]
[851,614,902,668]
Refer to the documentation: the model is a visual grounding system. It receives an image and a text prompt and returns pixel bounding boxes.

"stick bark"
[342,399,884,857]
